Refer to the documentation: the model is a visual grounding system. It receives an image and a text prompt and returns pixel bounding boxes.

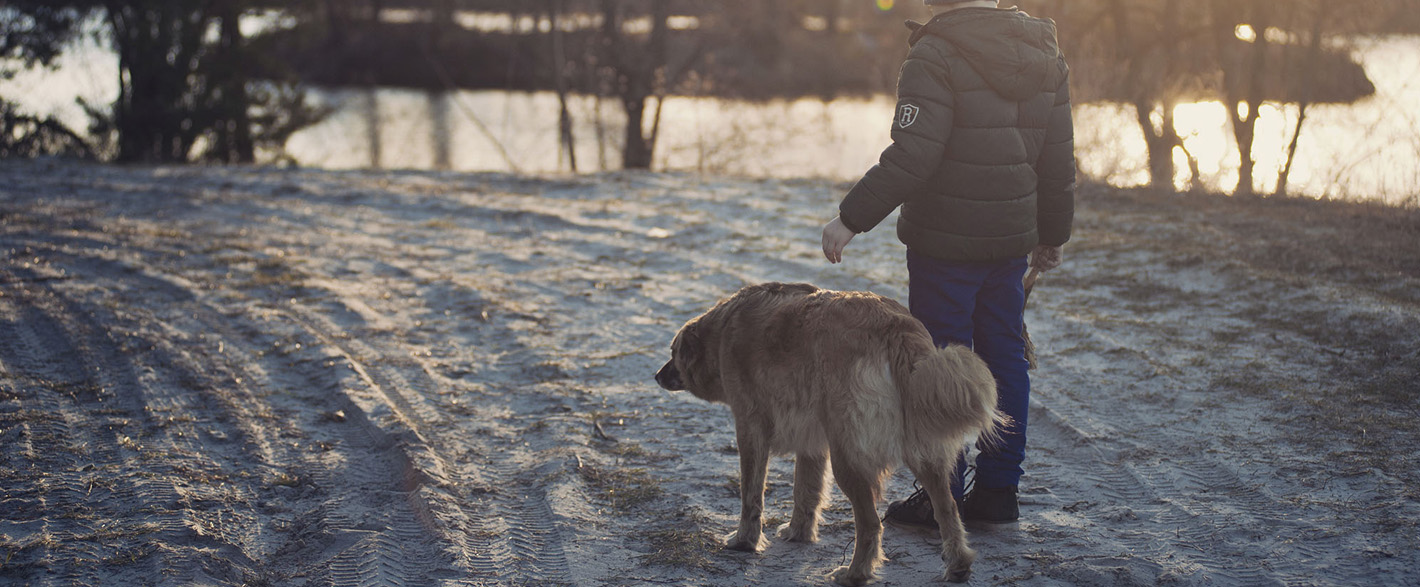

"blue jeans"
[906,250,1030,500]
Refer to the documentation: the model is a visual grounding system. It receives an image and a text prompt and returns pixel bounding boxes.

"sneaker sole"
[883,517,940,534]
[963,518,1019,531]
[885,517,1019,532]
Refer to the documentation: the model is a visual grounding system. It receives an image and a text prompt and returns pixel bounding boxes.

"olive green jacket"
[838,7,1075,261]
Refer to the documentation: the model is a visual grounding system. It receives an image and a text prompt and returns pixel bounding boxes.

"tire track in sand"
[0,236,457,585]
[283,278,575,586]
[1026,278,1368,585]
[0,259,250,585]
[7,170,582,585]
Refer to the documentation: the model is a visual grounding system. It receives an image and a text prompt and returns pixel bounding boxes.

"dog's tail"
[897,344,1008,447]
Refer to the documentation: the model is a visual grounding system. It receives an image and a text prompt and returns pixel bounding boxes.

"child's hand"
[822,217,856,264]
[1030,245,1063,272]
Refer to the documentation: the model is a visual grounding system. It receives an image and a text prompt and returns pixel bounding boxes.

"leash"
[1023,267,1040,370]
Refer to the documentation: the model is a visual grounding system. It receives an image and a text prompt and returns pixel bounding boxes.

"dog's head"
[655,318,721,402]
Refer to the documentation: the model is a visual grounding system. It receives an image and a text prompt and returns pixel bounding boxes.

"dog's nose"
[655,359,684,391]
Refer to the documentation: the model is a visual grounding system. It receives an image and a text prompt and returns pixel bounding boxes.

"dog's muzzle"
[655,359,684,391]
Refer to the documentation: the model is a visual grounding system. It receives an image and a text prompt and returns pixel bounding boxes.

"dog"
[655,282,1004,585]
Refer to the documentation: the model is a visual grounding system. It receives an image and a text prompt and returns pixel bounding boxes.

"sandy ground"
[1,160,1417,586]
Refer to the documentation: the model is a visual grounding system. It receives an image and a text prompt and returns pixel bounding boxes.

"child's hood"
[907,8,1067,102]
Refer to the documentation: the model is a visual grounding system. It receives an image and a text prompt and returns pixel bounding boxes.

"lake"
[5,35,1417,204]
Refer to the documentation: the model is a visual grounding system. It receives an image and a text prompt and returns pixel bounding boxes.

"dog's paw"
[776,522,818,544]
[829,566,878,586]
[723,531,768,553]
[940,548,975,582]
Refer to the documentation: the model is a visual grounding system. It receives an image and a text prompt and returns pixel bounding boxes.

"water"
[4,35,1417,204]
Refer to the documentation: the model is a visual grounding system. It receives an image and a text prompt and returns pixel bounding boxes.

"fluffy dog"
[655,282,1003,585]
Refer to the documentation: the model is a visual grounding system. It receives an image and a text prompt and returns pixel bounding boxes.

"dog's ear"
[673,321,703,371]
[671,318,724,402]
[675,318,698,353]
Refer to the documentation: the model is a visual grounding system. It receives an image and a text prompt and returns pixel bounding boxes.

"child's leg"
[906,249,986,500]
[971,256,1031,489]
[906,249,979,348]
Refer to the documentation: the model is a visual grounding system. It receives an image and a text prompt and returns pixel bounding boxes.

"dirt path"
[1,161,1416,586]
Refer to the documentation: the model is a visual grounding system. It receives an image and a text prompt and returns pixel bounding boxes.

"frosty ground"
[1,160,1417,586]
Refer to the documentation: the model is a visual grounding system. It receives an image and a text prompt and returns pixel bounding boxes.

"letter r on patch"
[897,104,920,129]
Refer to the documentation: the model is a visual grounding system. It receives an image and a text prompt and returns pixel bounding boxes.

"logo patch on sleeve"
[897,104,920,129]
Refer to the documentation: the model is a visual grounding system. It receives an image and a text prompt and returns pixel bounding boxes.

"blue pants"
[906,250,1031,500]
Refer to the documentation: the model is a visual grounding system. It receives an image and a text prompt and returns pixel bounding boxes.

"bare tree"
[1115,0,1189,191]
[1044,0,1373,197]
[2,0,325,164]
[1205,0,1372,197]
[596,0,672,170]
[1212,0,1271,197]
[0,2,95,158]
[1274,1,1326,198]
[1050,0,1212,192]
[1273,2,1373,197]
[106,0,213,162]
[210,0,256,163]
[548,0,577,171]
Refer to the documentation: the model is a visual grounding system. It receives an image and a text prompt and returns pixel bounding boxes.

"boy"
[821,0,1074,527]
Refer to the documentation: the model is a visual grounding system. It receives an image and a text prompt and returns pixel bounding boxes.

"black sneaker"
[883,484,938,531]
[960,486,1019,525]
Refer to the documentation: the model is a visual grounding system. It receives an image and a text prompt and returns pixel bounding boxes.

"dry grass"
[578,462,663,510]
[266,471,304,488]
[639,526,721,571]
[248,256,308,287]
[1086,183,1420,491]
[1081,184,1420,302]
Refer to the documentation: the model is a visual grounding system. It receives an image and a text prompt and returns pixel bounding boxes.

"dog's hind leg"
[906,446,976,583]
[827,453,886,586]
[725,425,771,552]
[778,451,829,543]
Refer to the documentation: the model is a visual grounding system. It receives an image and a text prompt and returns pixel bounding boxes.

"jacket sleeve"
[838,54,954,234]
[1035,70,1075,247]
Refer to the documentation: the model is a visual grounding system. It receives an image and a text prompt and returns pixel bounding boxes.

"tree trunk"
[640,1,669,168]
[109,1,206,163]
[1110,0,1174,192]
[431,91,451,170]
[1276,1,1327,198]
[622,95,651,169]
[1231,102,1261,197]
[1222,5,1269,197]
[213,0,254,164]
[825,0,842,34]
[601,0,668,170]
[1135,101,1177,192]
[430,0,455,50]
[548,0,577,171]
[365,88,382,168]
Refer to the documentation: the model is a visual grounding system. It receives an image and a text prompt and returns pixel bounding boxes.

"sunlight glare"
[1263,26,1292,44]
[1235,24,1257,43]
[1172,102,1230,176]
[667,16,700,31]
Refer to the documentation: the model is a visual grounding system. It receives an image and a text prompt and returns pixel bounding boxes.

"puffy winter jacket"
[838,7,1075,262]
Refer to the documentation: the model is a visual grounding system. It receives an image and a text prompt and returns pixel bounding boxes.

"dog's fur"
[655,282,1004,585]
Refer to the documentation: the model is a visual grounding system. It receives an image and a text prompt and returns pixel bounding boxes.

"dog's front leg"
[725,425,771,552]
